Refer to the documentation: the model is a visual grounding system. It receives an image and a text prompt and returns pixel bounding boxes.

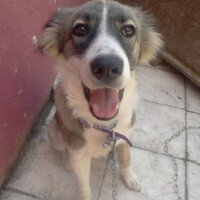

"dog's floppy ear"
[38,8,74,57]
[138,11,164,65]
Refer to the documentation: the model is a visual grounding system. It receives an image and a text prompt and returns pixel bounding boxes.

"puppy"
[39,1,163,199]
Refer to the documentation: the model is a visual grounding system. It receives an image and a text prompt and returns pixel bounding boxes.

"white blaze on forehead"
[101,0,107,33]
[86,1,128,60]
[87,34,128,61]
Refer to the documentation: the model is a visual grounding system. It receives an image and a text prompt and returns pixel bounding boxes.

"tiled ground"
[0,62,200,200]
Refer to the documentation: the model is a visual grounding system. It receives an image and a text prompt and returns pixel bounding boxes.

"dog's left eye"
[73,24,89,37]
[121,25,135,37]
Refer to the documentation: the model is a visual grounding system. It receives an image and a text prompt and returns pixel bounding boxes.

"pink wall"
[0,0,86,187]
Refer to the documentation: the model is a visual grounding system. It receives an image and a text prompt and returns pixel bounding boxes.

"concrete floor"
[0,62,200,200]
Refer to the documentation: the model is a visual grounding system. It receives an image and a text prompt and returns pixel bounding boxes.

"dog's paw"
[122,170,142,192]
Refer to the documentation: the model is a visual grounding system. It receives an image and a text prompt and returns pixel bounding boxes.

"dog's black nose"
[91,55,123,81]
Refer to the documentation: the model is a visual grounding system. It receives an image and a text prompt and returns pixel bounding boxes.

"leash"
[109,136,118,200]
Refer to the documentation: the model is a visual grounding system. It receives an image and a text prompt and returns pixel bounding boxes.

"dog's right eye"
[73,24,89,37]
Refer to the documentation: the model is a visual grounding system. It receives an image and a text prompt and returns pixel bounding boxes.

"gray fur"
[55,84,86,150]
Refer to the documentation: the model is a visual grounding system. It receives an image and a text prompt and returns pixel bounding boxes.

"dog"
[39,0,163,199]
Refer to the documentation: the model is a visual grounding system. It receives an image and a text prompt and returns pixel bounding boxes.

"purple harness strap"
[97,127,133,147]
[77,118,133,147]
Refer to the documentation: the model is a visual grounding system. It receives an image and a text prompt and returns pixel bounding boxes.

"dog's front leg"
[70,153,92,200]
[117,142,142,192]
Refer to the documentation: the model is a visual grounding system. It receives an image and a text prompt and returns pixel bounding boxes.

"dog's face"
[39,0,163,122]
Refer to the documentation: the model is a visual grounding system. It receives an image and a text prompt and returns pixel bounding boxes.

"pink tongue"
[89,88,119,119]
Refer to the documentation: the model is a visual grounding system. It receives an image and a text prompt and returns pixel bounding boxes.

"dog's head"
[39,0,163,123]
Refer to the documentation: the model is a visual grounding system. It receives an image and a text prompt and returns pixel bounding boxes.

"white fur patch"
[101,0,107,33]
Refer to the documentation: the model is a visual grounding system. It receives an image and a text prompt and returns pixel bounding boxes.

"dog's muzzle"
[82,54,125,120]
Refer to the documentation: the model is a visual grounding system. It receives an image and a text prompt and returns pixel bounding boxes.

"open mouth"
[83,84,124,121]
